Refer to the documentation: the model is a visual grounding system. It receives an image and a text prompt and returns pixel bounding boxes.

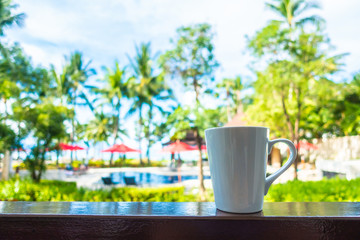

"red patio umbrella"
[72,145,85,150]
[295,141,318,151]
[101,143,141,153]
[59,143,85,151]
[161,141,196,153]
[188,144,207,151]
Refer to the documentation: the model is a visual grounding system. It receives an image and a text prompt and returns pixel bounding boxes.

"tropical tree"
[128,42,172,165]
[22,101,68,182]
[216,76,247,121]
[0,45,31,120]
[84,111,111,158]
[1,45,52,168]
[166,106,226,197]
[0,0,26,62]
[0,0,26,37]
[96,61,129,165]
[51,65,70,105]
[0,121,15,153]
[265,0,323,28]
[334,73,360,136]
[160,23,218,198]
[53,51,96,162]
[246,1,345,178]
[143,76,174,164]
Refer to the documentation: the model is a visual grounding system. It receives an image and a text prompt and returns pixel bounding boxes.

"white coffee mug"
[205,126,296,213]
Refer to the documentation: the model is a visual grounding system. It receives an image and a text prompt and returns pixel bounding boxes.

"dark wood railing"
[1,202,360,239]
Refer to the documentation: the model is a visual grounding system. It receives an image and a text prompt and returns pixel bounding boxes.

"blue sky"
[6,0,360,160]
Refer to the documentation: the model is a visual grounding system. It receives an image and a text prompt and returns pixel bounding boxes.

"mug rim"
[205,126,269,132]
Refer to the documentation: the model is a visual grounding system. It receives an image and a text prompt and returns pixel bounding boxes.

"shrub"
[2,178,360,202]
[265,178,360,202]
[0,179,197,202]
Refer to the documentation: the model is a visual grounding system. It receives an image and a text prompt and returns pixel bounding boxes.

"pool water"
[110,171,211,185]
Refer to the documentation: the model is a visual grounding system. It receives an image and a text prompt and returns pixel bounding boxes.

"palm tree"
[127,42,154,165]
[97,61,129,166]
[143,76,174,163]
[127,77,148,165]
[266,0,323,28]
[266,0,324,180]
[216,76,245,121]
[128,42,173,165]
[85,111,111,159]
[53,51,96,162]
[51,65,70,106]
[65,51,96,112]
[0,0,26,36]
[0,0,26,61]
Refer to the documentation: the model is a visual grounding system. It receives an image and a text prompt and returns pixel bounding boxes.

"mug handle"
[264,139,297,195]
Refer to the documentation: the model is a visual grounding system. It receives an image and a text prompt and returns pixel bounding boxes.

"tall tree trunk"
[56,149,60,167]
[193,76,206,199]
[1,150,11,181]
[293,87,302,179]
[71,92,77,164]
[281,93,295,141]
[195,128,206,200]
[17,122,21,160]
[226,90,232,121]
[3,98,8,120]
[110,104,120,167]
[138,105,143,165]
[36,150,47,183]
[177,153,182,168]
[281,93,297,179]
[146,105,153,165]
[235,90,243,114]
[71,120,74,164]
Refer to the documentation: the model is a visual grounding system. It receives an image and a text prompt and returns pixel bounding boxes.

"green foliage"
[127,42,174,164]
[166,106,227,140]
[265,0,323,28]
[88,159,106,168]
[19,101,69,182]
[0,78,19,101]
[160,23,218,93]
[333,73,360,136]
[21,101,69,142]
[2,178,360,202]
[246,5,346,143]
[265,178,360,202]
[216,76,249,121]
[85,111,111,144]
[96,61,130,139]
[0,0,26,36]
[247,20,288,57]
[112,158,166,168]
[0,179,198,202]
[0,122,15,153]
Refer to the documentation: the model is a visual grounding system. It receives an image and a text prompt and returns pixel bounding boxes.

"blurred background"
[0,0,359,202]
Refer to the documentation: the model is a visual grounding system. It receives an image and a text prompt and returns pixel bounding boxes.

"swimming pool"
[110,171,211,185]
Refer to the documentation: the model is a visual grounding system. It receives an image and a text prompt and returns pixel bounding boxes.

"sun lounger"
[101,177,114,185]
[124,176,137,186]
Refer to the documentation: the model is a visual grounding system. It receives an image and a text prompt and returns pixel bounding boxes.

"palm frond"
[78,91,95,112]
[294,1,320,16]
[295,15,324,27]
